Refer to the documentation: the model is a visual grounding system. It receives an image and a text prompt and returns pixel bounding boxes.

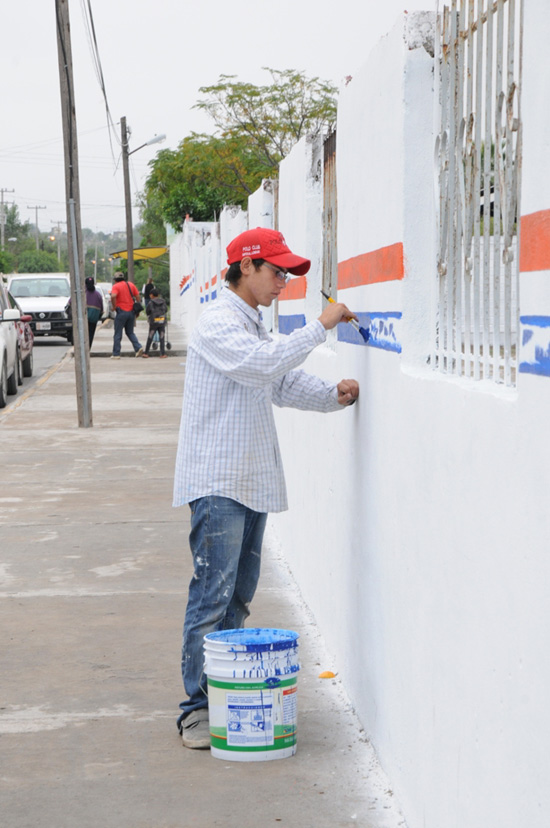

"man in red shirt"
[110,272,144,358]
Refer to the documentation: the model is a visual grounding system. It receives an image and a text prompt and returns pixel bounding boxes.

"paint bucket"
[204,627,299,762]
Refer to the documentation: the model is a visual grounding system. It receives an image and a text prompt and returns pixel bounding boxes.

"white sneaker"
[135,347,144,358]
[110,355,121,359]
[180,708,210,749]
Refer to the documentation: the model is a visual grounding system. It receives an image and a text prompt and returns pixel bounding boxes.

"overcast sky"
[0,0,432,236]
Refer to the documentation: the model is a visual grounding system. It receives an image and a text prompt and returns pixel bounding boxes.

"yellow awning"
[111,246,168,261]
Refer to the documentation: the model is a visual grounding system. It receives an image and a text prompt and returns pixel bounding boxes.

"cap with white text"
[226,227,311,276]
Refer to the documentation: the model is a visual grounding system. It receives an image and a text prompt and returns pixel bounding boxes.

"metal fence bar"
[448,0,459,373]
[463,0,475,378]
[455,0,466,376]
[503,0,517,385]
[494,0,505,380]
[484,0,494,380]
[437,5,451,372]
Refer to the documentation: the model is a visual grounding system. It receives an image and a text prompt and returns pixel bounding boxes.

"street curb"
[0,348,74,424]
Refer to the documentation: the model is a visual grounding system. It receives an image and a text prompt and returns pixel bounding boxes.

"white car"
[0,281,22,408]
[96,282,115,319]
[8,273,73,343]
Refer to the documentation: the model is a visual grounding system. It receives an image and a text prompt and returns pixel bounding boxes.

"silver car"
[0,280,22,407]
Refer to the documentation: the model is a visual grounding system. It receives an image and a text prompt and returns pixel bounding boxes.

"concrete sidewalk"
[0,318,405,828]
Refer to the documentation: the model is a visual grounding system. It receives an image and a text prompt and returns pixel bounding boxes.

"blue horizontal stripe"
[279,314,306,335]
[519,361,550,376]
[520,315,550,328]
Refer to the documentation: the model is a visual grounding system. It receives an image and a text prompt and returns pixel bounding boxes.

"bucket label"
[207,676,298,754]
[282,684,297,724]
[227,691,274,746]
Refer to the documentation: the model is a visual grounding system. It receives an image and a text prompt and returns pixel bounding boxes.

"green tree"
[0,249,14,274]
[4,204,32,242]
[143,132,269,226]
[18,250,60,273]
[140,69,338,230]
[195,69,338,168]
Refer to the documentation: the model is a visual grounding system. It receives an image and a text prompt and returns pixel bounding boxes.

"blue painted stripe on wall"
[337,311,402,353]
[211,290,217,301]
[520,315,550,328]
[279,314,306,334]
[519,315,550,376]
[180,283,191,296]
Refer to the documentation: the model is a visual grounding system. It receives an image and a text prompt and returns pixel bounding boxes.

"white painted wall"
[168,5,550,827]
[273,7,550,828]
[279,135,324,324]
[248,181,275,331]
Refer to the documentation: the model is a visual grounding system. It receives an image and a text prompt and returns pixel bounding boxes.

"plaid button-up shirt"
[173,288,342,513]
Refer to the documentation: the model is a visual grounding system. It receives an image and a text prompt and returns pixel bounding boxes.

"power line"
[79,0,120,161]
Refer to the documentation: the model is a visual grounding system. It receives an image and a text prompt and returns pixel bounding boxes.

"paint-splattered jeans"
[177,496,267,728]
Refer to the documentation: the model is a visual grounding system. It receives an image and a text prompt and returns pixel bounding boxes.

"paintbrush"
[320,290,370,343]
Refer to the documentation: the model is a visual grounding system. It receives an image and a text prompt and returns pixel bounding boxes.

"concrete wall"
[168,5,550,827]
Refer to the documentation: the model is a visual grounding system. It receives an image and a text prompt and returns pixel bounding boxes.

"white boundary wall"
[168,5,550,826]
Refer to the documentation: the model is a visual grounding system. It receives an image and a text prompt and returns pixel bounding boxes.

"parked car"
[0,280,22,407]
[7,291,34,380]
[96,282,115,319]
[8,273,73,343]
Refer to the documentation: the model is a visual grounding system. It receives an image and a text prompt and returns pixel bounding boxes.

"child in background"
[143,288,168,358]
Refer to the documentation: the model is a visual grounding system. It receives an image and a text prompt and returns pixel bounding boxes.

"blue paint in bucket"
[204,628,300,762]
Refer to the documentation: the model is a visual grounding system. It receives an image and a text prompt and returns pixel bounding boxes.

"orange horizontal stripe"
[212,275,217,286]
[279,275,306,301]
[520,210,550,272]
[338,242,404,289]
[221,267,228,279]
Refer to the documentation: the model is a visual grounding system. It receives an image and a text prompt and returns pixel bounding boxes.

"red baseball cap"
[226,227,311,276]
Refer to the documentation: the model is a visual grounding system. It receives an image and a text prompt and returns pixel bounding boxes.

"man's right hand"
[318,302,358,331]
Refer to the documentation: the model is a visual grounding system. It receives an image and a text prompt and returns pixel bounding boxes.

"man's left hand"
[337,379,359,406]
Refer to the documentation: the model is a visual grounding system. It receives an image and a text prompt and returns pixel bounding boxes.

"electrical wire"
[79,0,121,163]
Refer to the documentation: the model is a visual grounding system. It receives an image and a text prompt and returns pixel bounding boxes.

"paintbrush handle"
[321,290,359,327]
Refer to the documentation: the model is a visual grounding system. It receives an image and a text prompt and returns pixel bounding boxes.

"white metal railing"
[434,0,522,386]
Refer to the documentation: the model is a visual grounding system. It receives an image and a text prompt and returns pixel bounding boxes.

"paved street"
[0,318,405,828]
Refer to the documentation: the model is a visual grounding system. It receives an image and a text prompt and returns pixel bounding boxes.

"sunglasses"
[263,262,291,284]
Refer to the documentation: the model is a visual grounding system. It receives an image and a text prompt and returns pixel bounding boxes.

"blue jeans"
[177,496,267,727]
[113,309,142,356]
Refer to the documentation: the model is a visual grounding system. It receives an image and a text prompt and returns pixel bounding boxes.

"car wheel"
[66,330,74,345]
[22,350,34,378]
[16,348,23,386]
[7,360,18,396]
[0,358,8,408]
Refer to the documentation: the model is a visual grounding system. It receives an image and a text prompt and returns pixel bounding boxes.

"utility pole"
[55,0,93,428]
[121,116,134,284]
[0,188,15,248]
[27,204,46,249]
[53,219,67,263]
[120,120,164,285]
